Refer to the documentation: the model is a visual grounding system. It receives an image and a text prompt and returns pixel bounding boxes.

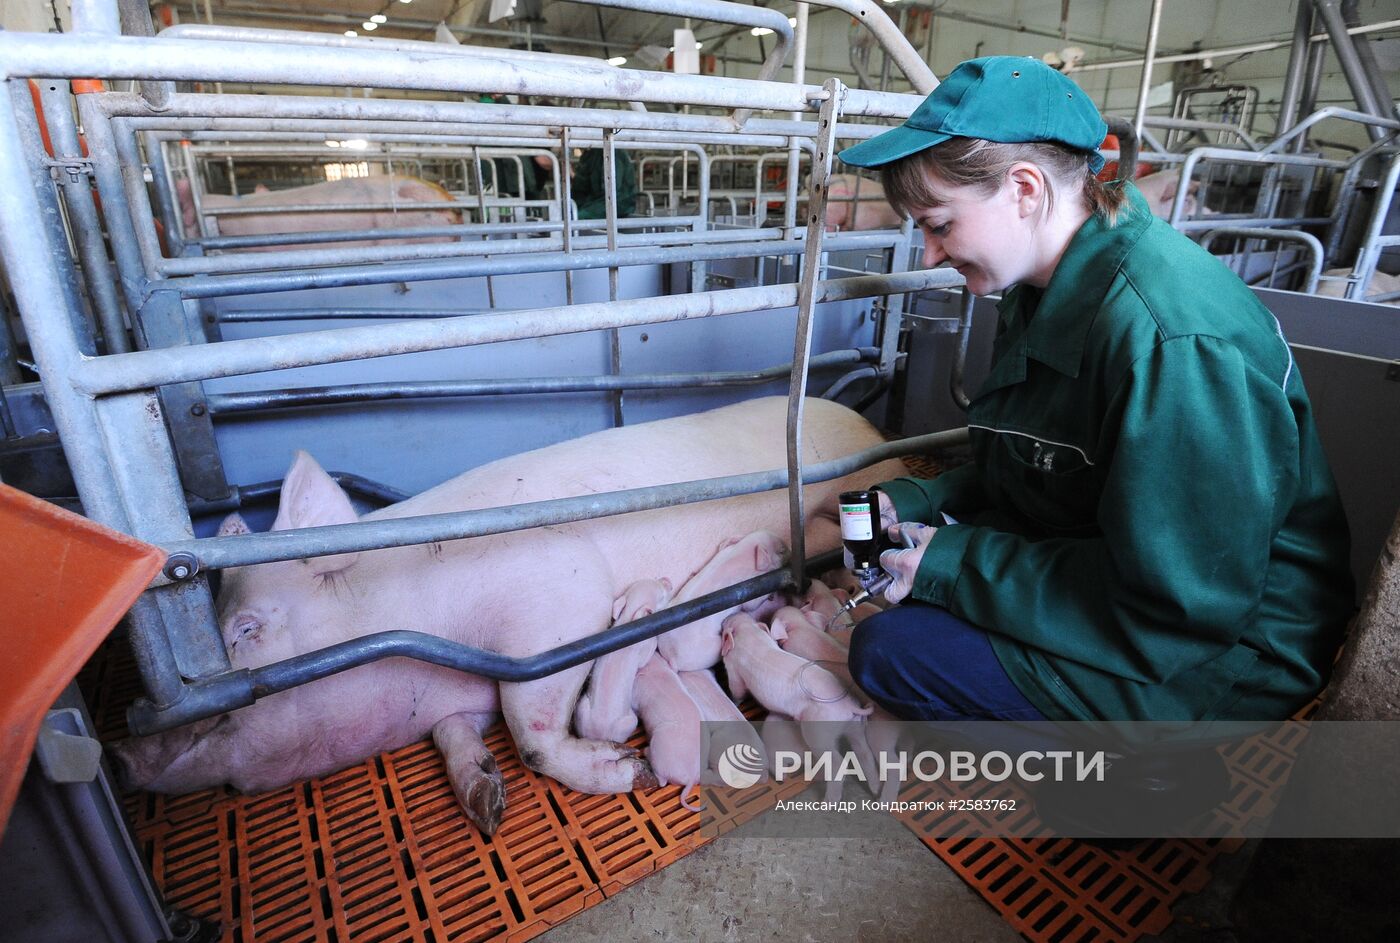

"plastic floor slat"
[90,617,1311,943]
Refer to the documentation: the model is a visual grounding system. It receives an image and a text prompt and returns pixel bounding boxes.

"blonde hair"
[879,138,1129,227]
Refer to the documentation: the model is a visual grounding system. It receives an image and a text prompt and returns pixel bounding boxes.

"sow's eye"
[227,616,263,647]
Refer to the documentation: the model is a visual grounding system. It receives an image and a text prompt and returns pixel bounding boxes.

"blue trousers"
[848,602,1047,723]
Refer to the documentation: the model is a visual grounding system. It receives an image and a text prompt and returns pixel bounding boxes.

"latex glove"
[877,522,937,604]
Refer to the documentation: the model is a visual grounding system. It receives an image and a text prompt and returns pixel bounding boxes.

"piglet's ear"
[217,512,252,538]
[768,620,789,643]
[272,451,360,576]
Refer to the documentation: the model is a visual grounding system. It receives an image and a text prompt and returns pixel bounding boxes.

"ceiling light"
[398,0,412,4]
[344,30,357,37]
[342,139,369,150]
[751,26,773,37]
[371,14,387,23]
[362,22,377,31]
[607,56,627,66]
[788,17,797,26]
[326,140,341,147]
[695,41,703,50]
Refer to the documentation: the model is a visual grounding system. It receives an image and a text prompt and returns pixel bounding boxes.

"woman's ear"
[1007,163,1048,219]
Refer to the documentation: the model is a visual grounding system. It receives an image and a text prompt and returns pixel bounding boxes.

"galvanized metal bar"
[0,81,187,710]
[177,140,210,241]
[785,78,845,589]
[603,130,623,426]
[468,146,497,308]
[1277,2,1315,137]
[1312,0,1395,140]
[94,391,229,678]
[950,286,977,410]
[141,130,182,257]
[1267,107,1400,155]
[0,32,920,119]
[79,267,958,395]
[107,113,167,275]
[9,81,98,357]
[1350,151,1400,298]
[1200,227,1324,294]
[204,349,879,415]
[802,0,938,94]
[194,214,701,252]
[1132,0,1165,141]
[116,0,175,111]
[160,424,970,573]
[149,231,905,301]
[104,92,895,144]
[560,126,575,305]
[38,79,130,355]
[129,548,849,735]
[73,90,152,316]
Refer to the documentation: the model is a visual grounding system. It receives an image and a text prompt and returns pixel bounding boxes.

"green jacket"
[572,148,637,220]
[879,184,1353,723]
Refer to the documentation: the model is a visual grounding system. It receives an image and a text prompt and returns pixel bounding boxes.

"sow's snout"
[107,714,225,792]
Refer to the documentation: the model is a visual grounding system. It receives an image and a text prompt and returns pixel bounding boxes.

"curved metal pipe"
[129,549,842,734]
[1199,226,1323,294]
[205,349,879,415]
[804,0,938,94]
[950,287,976,410]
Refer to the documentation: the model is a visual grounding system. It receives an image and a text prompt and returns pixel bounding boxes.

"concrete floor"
[538,803,1258,943]
[539,807,1022,943]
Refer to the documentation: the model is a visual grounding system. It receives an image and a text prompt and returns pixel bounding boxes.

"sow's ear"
[217,512,252,537]
[272,451,361,576]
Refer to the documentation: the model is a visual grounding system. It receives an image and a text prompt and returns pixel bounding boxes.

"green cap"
[839,56,1107,174]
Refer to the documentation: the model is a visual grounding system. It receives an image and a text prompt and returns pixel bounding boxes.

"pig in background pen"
[175,174,462,251]
[110,397,908,836]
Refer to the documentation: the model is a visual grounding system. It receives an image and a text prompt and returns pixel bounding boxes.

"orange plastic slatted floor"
[83,641,1313,943]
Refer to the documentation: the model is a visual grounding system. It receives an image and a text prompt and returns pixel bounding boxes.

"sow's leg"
[433,710,506,836]
[502,666,658,793]
[498,533,658,794]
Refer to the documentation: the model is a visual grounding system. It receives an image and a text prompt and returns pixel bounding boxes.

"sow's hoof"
[465,756,507,837]
[613,745,660,791]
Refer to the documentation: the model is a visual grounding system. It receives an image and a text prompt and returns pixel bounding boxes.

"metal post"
[108,117,169,276]
[73,91,151,319]
[1277,2,1314,138]
[468,146,496,308]
[12,81,99,357]
[178,140,211,240]
[42,80,130,353]
[785,78,845,589]
[603,129,624,427]
[142,131,182,259]
[1132,0,1165,142]
[559,127,574,305]
[1311,0,1392,141]
[0,81,187,710]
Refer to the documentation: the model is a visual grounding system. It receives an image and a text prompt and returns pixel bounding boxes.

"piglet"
[768,606,854,693]
[678,668,766,788]
[575,578,673,742]
[632,654,706,810]
[658,531,788,672]
[721,613,875,794]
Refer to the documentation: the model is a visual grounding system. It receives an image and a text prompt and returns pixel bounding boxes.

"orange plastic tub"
[0,483,164,836]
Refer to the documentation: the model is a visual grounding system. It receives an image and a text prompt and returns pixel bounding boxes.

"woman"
[838,57,1354,724]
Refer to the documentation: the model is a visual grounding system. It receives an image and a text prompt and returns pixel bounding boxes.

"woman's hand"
[878,522,938,604]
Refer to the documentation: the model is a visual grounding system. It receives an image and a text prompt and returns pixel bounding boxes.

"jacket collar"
[990,182,1152,382]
